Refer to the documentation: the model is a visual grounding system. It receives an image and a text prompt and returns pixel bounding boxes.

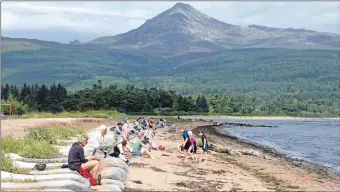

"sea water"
[219,118,340,173]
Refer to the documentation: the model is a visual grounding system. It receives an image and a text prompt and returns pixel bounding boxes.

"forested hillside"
[2,38,340,117]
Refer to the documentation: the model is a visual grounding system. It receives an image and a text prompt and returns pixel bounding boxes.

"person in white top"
[90,124,108,148]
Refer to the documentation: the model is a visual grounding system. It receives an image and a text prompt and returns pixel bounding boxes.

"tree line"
[1,83,339,117]
[0,83,209,115]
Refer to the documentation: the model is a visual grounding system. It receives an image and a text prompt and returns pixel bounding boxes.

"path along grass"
[1,125,86,173]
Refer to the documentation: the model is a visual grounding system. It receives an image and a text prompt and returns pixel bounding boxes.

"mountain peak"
[68,39,83,45]
[88,2,340,54]
[172,2,193,9]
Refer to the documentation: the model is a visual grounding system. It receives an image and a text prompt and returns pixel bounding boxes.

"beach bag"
[33,162,47,171]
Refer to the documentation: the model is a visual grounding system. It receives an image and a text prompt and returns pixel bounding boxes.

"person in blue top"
[180,127,192,162]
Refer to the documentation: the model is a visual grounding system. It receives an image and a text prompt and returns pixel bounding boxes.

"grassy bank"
[1,125,86,174]
[16,110,125,119]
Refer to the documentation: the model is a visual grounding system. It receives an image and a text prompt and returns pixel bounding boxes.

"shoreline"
[192,123,339,178]
[126,120,340,191]
[182,115,340,120]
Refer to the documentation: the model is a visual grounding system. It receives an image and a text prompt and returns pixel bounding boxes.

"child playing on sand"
[188,131,198,162]
[199,131,208,163]
[188,131,197,154]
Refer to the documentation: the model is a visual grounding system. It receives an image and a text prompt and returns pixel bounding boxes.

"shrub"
[26,127,56,144]
[1,136,60,159]
[1,94,29,115]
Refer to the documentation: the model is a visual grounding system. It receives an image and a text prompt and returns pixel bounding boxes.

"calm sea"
[218,118,340,173]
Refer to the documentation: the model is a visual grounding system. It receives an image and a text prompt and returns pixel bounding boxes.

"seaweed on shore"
[192,123,333,177]
[215,122,277,128]
[150,166,167,172]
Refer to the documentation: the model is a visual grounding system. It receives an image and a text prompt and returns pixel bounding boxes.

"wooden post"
[9,104,13,116]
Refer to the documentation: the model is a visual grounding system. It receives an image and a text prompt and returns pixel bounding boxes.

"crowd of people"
[66,116,209,187]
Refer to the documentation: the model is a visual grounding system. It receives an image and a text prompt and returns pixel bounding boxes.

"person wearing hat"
[198,131,209,163]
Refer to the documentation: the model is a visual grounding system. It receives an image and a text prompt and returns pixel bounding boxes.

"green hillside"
[2,38,173,90]
[1,39,41,53]
[2,38,340,101]
[149,49,340,95]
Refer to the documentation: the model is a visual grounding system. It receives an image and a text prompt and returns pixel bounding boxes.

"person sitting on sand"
[132,135,155,159]
[122,140,131,154]
[88,124,107,149]
[199,131,209,163]
[112,122,129,153]
[140,117,149,130]
[134,118,142,132]
[143,128,156,149]
[180,127,192,162]
[68,135,101,186]
[121,140,132,159]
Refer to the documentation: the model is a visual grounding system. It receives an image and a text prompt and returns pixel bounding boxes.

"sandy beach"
[125,121,340,191]
[2,118,339,191]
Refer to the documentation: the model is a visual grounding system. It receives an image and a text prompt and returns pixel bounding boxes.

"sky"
[2,1,339,44]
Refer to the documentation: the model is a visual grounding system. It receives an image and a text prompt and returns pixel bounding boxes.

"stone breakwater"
[1,127,129,192]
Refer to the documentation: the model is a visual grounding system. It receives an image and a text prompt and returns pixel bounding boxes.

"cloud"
[2,1,339,43]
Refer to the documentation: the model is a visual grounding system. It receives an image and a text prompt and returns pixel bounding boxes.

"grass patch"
[1,151,28,174]
[1,136,60,159]
[26,125,86,144]
[19,110,125,119]
[1,125,86,173]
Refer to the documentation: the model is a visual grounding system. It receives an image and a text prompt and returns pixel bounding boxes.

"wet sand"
[126,122,340,191]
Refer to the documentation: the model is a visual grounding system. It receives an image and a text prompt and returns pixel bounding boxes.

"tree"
[1,84,10,100]
[37,84,49,111]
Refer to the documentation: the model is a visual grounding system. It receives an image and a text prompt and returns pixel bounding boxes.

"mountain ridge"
[88,2,340,56]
